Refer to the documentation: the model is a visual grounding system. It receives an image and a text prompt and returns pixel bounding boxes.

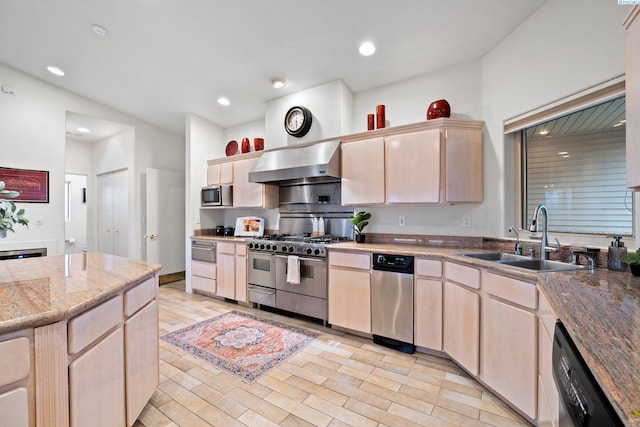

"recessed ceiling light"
[359,42,376,56]
[91,24,108,37]
[47,66,65,76]
[217,97,230,106]
[271,77,286,89]
[558,151,568,155]
[77,127,90,133]
[613,120,626,128]
[539,129,549,135]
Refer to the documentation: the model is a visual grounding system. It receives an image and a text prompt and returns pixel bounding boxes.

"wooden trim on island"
[34,322,69,427]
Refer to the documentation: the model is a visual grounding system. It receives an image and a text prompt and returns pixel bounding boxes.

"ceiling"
[0,0,547,138]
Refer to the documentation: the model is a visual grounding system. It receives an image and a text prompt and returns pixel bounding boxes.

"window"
[522,95,632,236]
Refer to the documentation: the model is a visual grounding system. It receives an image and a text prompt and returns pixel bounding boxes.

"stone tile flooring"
[134,281,532,426]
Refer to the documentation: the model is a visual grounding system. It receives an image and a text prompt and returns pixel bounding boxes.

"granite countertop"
[0,252,161,335]
[329,241,640,425]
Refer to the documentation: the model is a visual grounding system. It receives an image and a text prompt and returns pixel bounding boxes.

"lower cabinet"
[69,327,125,427]
[191,259,217,294]
[414,258,443,351]
[538,289,562,427]
[0,333,33,427]
[125,300,159,426]
[216,242,248,302]
[481,270,539,420]
[443,280,480,375]
[328,251,372,334]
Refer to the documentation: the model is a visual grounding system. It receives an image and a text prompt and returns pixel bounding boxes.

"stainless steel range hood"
[248,139,341,184]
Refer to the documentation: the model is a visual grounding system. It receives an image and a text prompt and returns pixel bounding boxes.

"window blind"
[525,129,632,235]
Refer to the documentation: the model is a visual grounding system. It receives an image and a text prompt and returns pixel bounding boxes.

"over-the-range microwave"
[201,185,233,207]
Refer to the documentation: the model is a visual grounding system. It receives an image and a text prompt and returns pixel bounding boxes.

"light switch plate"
[462,216,472,228]
[399,216,406,227]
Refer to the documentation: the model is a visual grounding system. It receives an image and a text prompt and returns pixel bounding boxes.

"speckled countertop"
[0,252,161,335]
[329,241,639,426]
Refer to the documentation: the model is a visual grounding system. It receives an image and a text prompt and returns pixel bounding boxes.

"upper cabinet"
[341,119,483,205]
[625,6,640,189]
[232,157,279,208]
[207,162,233,186]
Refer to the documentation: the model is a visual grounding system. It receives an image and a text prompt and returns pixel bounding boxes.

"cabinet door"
[217,253,236,299]
[385,130,441,203]
[626,7,640,188]
[125,300,159,426]
[444,126,483,202]
[0,388,29,427]
[233,158,278,208]
[481,297,537,419]
[341,138,385,205]
[443,281,479,375]
[328,268,371,333]
[69,327,125,427]
[235,246,248,303]
[414,278,442,351]
[207,164,221,185]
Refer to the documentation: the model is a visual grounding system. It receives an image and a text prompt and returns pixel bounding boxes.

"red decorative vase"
[254,137,264,151]
[367,114,374,131]
[376,104,385,129]
[241,137,250,153]
[427,99,451,120]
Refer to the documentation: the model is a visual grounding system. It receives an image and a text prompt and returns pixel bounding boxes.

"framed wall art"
[0,167,49,203]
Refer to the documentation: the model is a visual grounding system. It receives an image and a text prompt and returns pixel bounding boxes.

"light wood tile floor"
[135,281,533,427]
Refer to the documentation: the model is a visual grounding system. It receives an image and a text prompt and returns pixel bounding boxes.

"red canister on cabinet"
[376,104,385,129]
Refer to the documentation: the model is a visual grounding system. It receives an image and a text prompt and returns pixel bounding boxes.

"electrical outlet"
[462,216,472,228]
[399,216,406,227]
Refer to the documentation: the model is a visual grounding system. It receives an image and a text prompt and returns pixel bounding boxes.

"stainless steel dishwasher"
[371,253,415,354]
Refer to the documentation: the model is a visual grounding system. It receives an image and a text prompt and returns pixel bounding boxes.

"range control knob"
[248,243,254,249]
[260,244,265,250]
[266,244,271,250]
[306,248,312,255]
[314,248,321,255]
[288,246,295,253]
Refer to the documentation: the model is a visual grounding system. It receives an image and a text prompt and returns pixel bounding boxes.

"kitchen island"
[0,252,161,427]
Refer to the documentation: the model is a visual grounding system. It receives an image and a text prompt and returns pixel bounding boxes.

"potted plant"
[622,248,640,276]
[350,211,371,244]
[0,181,28,239]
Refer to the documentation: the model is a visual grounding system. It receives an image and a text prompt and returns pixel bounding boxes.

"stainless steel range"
[247,178,352,324]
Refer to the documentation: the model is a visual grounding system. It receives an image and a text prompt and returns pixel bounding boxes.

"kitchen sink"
[499,259,585,272]
[462,252,531,262]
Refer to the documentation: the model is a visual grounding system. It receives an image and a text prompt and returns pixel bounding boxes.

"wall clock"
[284,105,312,137]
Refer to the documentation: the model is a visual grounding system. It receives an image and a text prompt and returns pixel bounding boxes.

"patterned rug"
[160,310,320,383]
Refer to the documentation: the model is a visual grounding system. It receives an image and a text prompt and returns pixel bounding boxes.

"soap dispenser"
[607,236,627,272]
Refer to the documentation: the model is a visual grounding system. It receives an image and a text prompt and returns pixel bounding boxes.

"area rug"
[160,310,320,383]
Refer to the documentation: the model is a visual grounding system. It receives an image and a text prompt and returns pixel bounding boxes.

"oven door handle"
[248,285,276,295]
[274,254,325,263]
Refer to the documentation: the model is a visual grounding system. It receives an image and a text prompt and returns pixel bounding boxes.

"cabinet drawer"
[68,295,123,355]
[329,252,371,270]
[0,337,30,386]
[415,258,442,278]
[192,276,216,293]
[124,277,156,317]
[236,244,247,256]
[483,271,538,309]
[444,262,480,289]
[217,242,236,255]
[191,260,216,279]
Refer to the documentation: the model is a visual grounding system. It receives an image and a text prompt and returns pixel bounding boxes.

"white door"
[98,170,128,256]
[146,168,185,275]
[64,174,88,254]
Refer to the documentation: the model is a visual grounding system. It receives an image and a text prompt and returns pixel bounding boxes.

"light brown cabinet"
[625,6,640,189]
[0,334,33,427]
[214,243,248,302]
[328,252,372,334]
[480,271,538,420]
[341,137,385,205]
[443,262,480,376]
[538,290,563,427]
[414,258,443,351]
[207,161,233,186]
[191,259,217,294]
[341,119,483,205]
[232,157,278,208]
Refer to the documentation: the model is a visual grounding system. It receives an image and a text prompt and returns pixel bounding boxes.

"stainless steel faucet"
[528,204,560,260]
[509,226,522,255]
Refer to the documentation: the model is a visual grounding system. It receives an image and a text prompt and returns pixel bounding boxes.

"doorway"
[64,173,87,254]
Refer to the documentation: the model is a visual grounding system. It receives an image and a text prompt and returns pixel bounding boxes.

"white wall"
[0,63,184,258]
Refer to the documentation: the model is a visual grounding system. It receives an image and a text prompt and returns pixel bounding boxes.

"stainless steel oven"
[247,250,276,307]
[275,254,327,322]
